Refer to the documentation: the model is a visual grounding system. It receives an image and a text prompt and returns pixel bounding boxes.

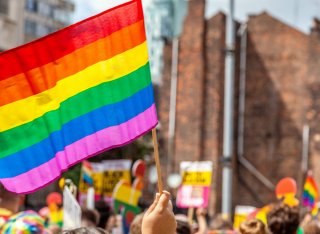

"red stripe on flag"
[0,0,143,80]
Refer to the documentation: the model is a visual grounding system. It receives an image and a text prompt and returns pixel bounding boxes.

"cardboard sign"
[79,160,131,204]
[113,160,146,234]
[233,205,256,229]
[103,170,131,197]
[63,186,81,230]
[176,161,213,208]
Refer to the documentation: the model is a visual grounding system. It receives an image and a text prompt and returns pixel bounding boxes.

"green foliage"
[62,163,81,187]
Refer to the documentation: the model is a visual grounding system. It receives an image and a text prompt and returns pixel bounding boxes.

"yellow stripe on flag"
[0,42,148,132]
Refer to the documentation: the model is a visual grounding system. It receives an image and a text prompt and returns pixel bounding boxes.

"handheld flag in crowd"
[82,161,94,186]
[0,0,157,194]
[303,174,319,216]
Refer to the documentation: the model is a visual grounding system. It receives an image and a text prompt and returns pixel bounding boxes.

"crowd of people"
[1,184,320,234]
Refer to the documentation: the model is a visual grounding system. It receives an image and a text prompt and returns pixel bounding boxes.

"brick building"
[157,0,320,212]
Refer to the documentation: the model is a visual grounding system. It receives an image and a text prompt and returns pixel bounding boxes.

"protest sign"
[176,161,213,208]
[102,160,132,197]
[233,205,256,229]
[79,160,131,204]
[63,186,81,230]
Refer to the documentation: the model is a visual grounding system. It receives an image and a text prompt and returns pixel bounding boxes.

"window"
[36,23,51,37]
[0,0,8,15]
[53,9,68,23]
[25,20,37,36]
[25,0,38,12]
[38,2,50,17]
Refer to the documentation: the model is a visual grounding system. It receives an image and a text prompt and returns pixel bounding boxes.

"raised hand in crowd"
[194,208,207,234]
[142,191,176,234]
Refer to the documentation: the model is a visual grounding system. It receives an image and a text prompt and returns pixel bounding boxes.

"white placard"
[63,186,82,230]
[102,159,132,171]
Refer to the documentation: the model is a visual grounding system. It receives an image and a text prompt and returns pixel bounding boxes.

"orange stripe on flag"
[0,20,146,106]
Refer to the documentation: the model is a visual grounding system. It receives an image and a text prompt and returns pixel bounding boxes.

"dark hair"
[62,227,108,234]
[81,208,100,226]
[267,203,300,234]
[95,200,112,228]
[176,219,191,234]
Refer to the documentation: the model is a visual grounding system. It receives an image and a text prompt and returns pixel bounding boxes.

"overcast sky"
[73,0,320,34]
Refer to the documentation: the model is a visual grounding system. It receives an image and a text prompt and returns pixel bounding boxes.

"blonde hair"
[303,220,320,234]
[239,219,267,234]
[130,213,144,234]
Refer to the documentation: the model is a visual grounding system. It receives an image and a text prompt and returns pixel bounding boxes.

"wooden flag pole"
[188,207,194,225]
[152,128,163,193]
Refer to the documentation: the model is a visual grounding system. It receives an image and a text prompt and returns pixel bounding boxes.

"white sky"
[73,0,320,34]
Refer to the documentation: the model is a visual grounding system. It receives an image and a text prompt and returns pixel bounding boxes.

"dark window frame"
[25,0,38,12]
[0,0,8,15]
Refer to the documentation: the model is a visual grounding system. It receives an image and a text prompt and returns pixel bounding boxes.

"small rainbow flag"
[0,0,157,194]
[303,175,319,216]
[82,161,94,186]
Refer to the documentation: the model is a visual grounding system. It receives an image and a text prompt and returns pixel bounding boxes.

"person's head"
[95,200,112,229]
[62,227,108,234]
[267,203,300,234]
[175,214,191,234]
[81,208,100,227]
[0,210,45,234]
[130,213,144,234]
[239,219,267,234]
[0,184,23,213]
[303,220,320,234]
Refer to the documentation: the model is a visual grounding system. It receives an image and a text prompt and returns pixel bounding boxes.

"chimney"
[311,18,320,37]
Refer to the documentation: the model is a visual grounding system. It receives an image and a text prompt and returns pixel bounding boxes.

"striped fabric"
[303,175,319,216]
[0,0,157,194]
[82,161,94,186]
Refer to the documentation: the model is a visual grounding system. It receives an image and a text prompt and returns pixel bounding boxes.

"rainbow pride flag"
[0,0,157,194]
[303,175,319,216]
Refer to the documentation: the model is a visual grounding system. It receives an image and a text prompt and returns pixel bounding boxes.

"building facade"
[0,0,23,50]
[144,0,187,84]
[157,0,320,212]
[0,0,74,51]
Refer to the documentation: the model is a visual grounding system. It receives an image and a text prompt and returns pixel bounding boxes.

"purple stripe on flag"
[0,104,157,194]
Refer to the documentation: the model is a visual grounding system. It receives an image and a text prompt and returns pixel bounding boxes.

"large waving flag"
[0,0,157,194]
[302,174,319,216]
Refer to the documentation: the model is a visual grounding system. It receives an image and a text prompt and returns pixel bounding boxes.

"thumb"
[168,200,174,214]
[155,191,171,213]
